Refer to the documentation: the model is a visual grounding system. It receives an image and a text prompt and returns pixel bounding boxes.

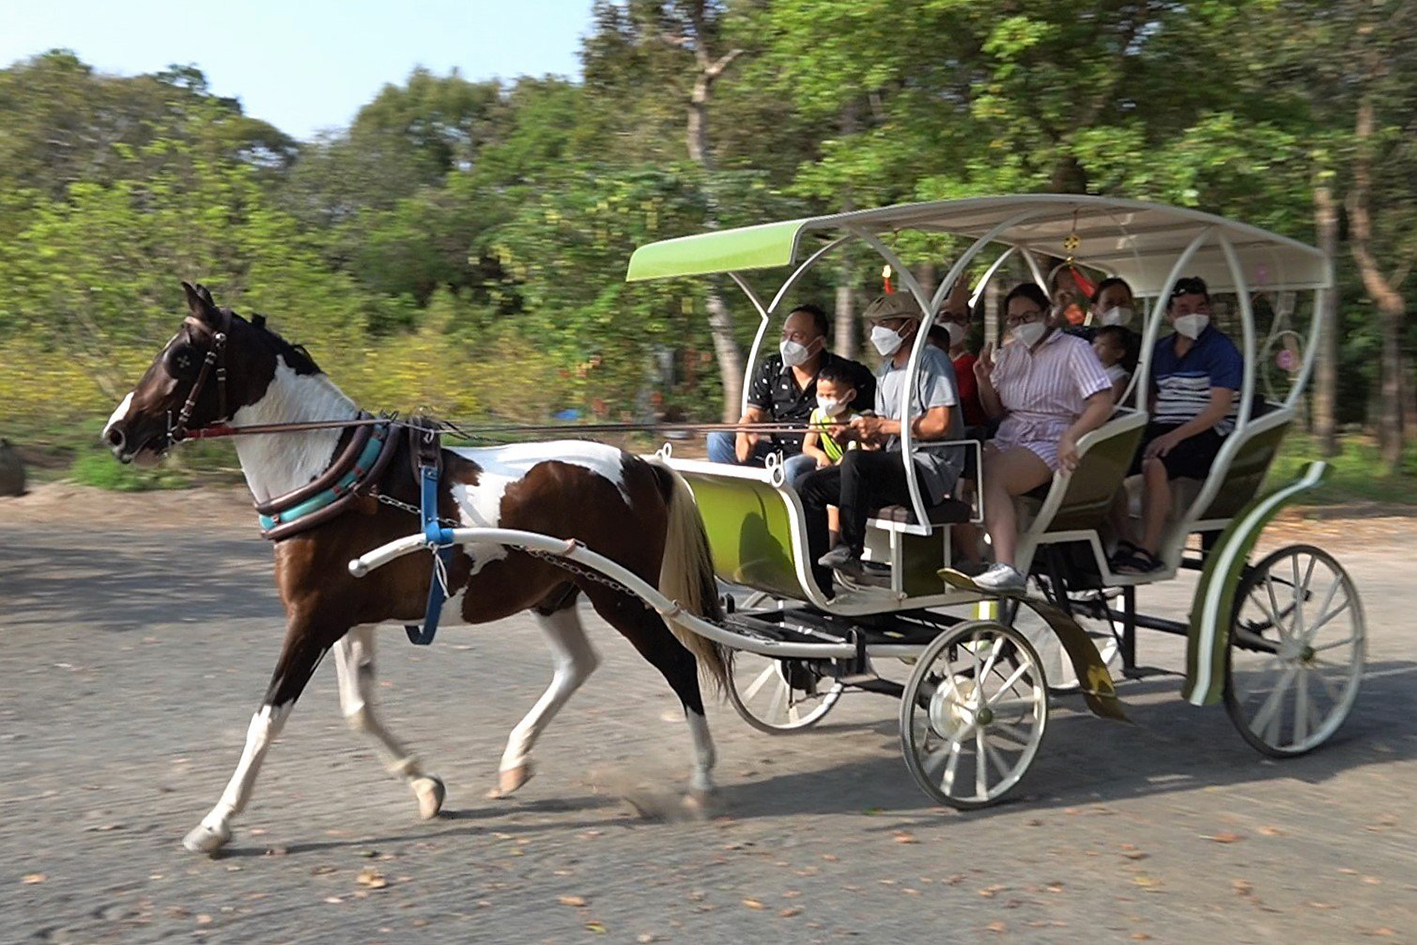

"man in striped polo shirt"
[1114,276,1242,573]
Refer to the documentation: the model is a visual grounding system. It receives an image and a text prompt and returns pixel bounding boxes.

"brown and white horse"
[102,283,726,854]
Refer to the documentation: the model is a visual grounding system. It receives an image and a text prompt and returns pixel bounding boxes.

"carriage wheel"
[1225,544,1364,757]
[726,651,844,735]
[900,621,1048,809]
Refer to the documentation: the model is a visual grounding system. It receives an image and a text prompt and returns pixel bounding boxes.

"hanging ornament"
[882,264,894,294]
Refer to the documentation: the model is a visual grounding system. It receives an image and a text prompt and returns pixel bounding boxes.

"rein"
[178,417,821,442]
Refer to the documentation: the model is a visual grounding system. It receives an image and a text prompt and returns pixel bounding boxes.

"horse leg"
[584,588,718,802]
[489,587,599,798]
[182,620,335,854]
[332,625,445,819]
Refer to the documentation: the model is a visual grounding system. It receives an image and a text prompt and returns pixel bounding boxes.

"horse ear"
[181,281,219,323]
[196,284,216,307]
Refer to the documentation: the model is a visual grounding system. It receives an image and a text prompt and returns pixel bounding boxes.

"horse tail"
[646,457,729,695]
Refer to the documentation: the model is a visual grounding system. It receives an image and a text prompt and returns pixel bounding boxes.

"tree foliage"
[0,3,1414,454]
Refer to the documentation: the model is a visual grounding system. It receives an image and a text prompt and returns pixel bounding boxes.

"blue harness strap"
[404,438,462,646]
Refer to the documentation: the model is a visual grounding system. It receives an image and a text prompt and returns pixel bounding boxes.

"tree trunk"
[1348,94,1408,471]
[687,76,711,169]
[705,286,744,420]
[1313,184,1340,456]
[834,279,856,359]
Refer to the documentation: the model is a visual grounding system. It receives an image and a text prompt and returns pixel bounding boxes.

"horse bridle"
[166,307,234,443]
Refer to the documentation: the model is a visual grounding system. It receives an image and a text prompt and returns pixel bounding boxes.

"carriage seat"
[870,497,973,526]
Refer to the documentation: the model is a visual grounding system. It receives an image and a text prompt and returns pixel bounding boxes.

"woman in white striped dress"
[968,283,1116,592]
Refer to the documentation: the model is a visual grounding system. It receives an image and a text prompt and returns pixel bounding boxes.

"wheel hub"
[928,677,978,740]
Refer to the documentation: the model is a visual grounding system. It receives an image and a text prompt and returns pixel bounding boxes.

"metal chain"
[375,491,462,528]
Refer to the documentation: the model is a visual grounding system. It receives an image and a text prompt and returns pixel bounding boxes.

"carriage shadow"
[713,657,1417,824]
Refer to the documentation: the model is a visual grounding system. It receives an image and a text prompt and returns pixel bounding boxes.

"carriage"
[352,195,1364,810]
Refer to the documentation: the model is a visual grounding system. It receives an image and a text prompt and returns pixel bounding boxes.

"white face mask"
[1012,321,1048,348]
[816,396,847,417]
[870,324,906,356]
[1173,313,1209,339]
[1099,305,1133,327]
[779,337,818,367]
[940,321,967,346]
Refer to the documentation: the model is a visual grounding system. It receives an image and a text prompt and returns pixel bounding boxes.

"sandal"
[1113,547,1163,574]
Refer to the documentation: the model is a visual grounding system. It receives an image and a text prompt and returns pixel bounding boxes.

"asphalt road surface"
[2,517,1414,944]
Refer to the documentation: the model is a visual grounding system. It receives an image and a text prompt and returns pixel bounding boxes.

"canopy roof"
[625,195,1331,296]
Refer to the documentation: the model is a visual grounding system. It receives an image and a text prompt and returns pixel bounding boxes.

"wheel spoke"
[1233,655,1285,704]
[1293,669,1310,746]
[974,727,989,798]
[978,636,1006,697]
[987,697,1037,716]
[1250,665,1298,740]
[1303,596,1353,644]
[1245,587,1280,632]
[1312,634,1359,652]
[943,736,962,793]
[1234,627,1281,653]
[743,664,776,701]
[1290,554,1311,642]
[983,739,1013,785]
[988,663,1031,703]
[990,719,1034,746]
[1312,666,1347,704]
[969,632,983,702]
[1264,572,1289,641]
[1301,572,1343,645]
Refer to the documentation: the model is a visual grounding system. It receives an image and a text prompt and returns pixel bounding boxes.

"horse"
[101,282,727,855]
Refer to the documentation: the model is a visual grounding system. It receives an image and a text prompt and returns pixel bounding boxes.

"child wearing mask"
[1092,325,1134,403]
[802,361,866,469]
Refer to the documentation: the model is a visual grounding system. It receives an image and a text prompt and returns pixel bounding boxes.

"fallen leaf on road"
[893,832,919,844]
[559,896,587,908]
[1233,880,1254,897]
[742,899,764,909]
[986,922,1007,933]
[1258,826,1287,837]
[637,935,656,943]
[1362,928,1396,938]
[585,922,607,934]
[323,897,343,904]
[978,884,1007,898]
[196,915,212,926]
[1132,934,1152,941]
[1132,876,1162,890]
[355,868,387,890]
[1308,902,1336,910]
[21,874,46,884]
[780,907,802,918]
[1203,832,1242,844]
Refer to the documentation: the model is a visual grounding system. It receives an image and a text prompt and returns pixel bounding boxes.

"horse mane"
[231,308,321,376]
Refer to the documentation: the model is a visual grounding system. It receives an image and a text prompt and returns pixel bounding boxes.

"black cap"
[1170,276,1210,300]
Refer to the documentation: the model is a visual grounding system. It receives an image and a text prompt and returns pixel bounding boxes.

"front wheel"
[726,651,843,734]
[1224,544,1364,756]
[900,621,1049,809]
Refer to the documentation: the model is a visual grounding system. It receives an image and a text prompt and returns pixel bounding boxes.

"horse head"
[101,282,318,464]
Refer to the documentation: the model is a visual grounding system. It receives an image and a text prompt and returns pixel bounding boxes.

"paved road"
[2,523,1414,944]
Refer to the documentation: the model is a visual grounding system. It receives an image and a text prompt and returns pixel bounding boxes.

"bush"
[69,449,192,491]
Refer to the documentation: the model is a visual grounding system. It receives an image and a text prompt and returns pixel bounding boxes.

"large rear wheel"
[900,621,1048,809]
[1224,544,1364,756]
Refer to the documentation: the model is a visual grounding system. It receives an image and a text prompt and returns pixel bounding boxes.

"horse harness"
[165,309,234,442]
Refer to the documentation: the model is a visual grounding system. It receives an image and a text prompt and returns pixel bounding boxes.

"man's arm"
[735,405,768,462]
[1145,388,1236,459]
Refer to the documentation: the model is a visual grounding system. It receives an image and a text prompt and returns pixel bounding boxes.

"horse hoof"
[412,776,445,820]
[485,763,533,800]
[683,785,719,817]
[182,822,231,855]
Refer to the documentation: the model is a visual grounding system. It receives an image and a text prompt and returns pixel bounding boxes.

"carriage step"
[1122,665,1182,680]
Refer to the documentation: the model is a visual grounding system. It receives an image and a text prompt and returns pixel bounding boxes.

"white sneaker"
[973,563,1026,593]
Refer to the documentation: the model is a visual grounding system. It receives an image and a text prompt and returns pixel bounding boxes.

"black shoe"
[816,545,863,577]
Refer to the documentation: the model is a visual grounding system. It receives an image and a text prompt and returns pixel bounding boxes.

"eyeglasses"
[1004,310,1044,328]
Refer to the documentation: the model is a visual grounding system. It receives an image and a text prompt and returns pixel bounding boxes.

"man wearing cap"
[800,293,964,593]
[706,303,875,484]
[1113,276,1242,573]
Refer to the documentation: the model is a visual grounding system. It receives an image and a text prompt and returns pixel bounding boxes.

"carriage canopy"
[625,194,1332,296]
